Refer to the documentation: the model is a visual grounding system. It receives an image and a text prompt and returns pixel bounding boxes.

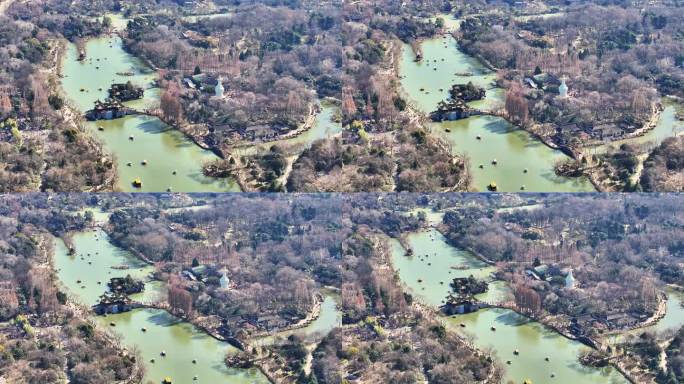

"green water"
[646,290,684,335]
[60,35,239,192]
[294,294,341,339]
[399,28,595,192]
[72,207,111,225]
[592,98,684,154]
[96,13,130,32]
[399,36,501,113]
[389,219,628,384]
[389,230,507,305]
[611,289,684,345]
[451,310,625,384]
[53,228,267,384]
[282,103,342,148]
[406,207,446,227]
[234,101,342,158]
[430,14,463,32]
[54,229,153,305]
[254,293,342,346]
[96,309,264,384]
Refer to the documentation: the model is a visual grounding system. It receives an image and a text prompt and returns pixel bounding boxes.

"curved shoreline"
[388,220,675,383]
[394,30,596,192]
[57,28,241,192]
[45,38,119,192]
[52,226,272,383]
[64,218,329,381]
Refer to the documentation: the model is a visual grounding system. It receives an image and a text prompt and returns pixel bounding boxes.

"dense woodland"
[106,195,349,329]
[119,2,438,138]
[1,193,683,382]
[442,194,683,330]
[100,194,508,383]
[0,1,116,192]
[0,195,140,383]
[640,136,684,192]
[1,0,681,191]
[662,326,684,383]
[0,193,501,383]
[616,323,684,384]
[460,5,682,143]
[452,1,684,191]
[0,0,475,192]
[592,134,684,193]
[286,128,470,192]
[309,313,496,384]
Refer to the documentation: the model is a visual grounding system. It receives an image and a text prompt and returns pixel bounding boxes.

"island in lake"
[1,0,681,193]
[1,192,682,384]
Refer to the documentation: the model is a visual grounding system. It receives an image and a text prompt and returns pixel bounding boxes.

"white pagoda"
[215,77,225,98]
[219,268,230,289]
[559,76,568,98]
[565,269,576,289]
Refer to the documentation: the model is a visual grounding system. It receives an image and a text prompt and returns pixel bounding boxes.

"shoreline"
[56,224,288,383]
[46,38,119,192]
[121,27,335,168]
[56,29,240,191]
[433,224,497,265]
[416,15,680,194]
[246,293,325,341]
[102,223,331,359]
[426,303,503,384]
[111,31,239,167]
[581,103,666,153]
[47,234,146,384]
[390,223,671,384]
[394,31,596,191]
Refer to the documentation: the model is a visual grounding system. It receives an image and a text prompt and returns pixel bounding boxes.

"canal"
[232,100,342,158]
[253,291,342,347]
[51,204,683,384]
[389,212,630,384]
[53,223,268,383]
[592,97,684,154]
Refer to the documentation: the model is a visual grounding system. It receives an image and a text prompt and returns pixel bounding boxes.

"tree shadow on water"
[146,310,182,327]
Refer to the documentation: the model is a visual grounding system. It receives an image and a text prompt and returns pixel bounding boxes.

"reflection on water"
[389,230,507,306]
[54,229,153,305]
[100,309,265,384]
[592,98,684,155]
[60,33,239,192]
[398,16,595,192]
[389,212,627,384]
[451,310,626,384]
[254,293,342,347]
[53,227,267,383]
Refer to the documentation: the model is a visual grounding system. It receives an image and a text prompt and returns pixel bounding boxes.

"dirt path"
[276,154,296,191]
